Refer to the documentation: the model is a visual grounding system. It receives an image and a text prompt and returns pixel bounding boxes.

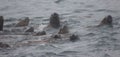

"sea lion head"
[49,13,60,28]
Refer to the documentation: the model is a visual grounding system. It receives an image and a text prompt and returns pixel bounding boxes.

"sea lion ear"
[99,15,113,26]
[0,16,4,31]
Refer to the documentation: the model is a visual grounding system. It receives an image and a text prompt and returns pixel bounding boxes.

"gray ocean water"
[0,0,120,57]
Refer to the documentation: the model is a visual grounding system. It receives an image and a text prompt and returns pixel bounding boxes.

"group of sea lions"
[0,13,113,48]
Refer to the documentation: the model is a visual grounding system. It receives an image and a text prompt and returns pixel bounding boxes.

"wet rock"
[98,15,113,27]
[49,13,60,28]
[33,31,46,36]
[58,25,69,34]
[69,34,79,42]
[0,16,4,31]
[15,17,30,27]
[25,27,34,32]
[0,42,10,48]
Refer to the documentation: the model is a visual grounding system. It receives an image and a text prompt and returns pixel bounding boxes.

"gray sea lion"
[0,16,4,31]
[49,13,60,28]
[15,17,29,27]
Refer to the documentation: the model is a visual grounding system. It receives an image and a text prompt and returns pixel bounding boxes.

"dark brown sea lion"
[98,15,113,27]
[49,13,60,28]
[0,16,4,31]
[69,34,79,42]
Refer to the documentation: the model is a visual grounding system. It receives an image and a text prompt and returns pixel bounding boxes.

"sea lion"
[69,34,79,42]
[51,34,61,39]
[33,31,46,36]
[49,13,60,28]
[25,27,34,32]
[98,15,113,27]
[0,16,4,31]
[58,25,69,34]
[55,0,64,3]
[15,17,30,27]
[0,42,10,48]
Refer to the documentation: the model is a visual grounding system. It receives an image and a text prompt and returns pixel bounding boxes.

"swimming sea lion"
[98,15,113,27]
[16,17,30,27]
